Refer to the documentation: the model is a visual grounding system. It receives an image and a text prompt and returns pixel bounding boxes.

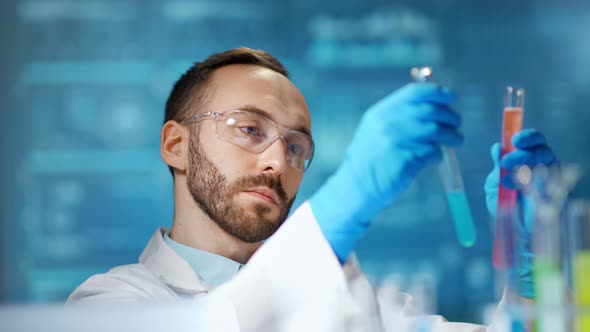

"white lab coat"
[68,202,495,331]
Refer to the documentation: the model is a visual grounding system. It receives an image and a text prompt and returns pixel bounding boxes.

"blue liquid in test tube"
[446,191,477,247]
[411,67,477,248]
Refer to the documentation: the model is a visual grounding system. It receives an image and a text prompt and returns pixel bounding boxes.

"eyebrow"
[239,105,312,137]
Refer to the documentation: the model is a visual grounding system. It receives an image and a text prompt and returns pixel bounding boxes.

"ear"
[160,120,189,173]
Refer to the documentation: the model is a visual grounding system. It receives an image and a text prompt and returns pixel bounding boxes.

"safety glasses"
[182,110,314,172]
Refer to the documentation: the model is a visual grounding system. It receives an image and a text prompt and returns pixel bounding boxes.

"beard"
[187,131,295,243]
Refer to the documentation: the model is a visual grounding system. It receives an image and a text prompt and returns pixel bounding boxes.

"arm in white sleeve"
[209,200,513,332]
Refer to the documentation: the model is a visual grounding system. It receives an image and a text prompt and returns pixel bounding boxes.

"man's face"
[186,64,311,242]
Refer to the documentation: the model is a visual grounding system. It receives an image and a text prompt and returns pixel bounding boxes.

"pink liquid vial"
[493,87,524,269]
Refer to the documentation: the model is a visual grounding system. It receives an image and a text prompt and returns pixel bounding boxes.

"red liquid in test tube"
[493,87,524,269]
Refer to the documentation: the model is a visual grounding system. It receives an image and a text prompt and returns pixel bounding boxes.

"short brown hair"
[164,47,289,125]
[163,47,289,175]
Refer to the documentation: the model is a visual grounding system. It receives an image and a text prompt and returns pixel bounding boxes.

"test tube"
[514,165,580,332]
[493,87,524,269]
[534,203,567,332]
[570,201,590,332]
[410,67,477,248]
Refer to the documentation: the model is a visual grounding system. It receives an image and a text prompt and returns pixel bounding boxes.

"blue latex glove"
[484,128,557,299]
[310,83,463,262]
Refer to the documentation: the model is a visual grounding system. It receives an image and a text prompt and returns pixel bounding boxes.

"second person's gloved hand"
[310,83,463,262]
[484,128,557,299]
[485,129,557,220]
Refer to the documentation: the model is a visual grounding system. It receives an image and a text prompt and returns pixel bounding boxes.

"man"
[68,47,556,330]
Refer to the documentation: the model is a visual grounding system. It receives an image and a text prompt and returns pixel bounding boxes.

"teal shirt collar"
[163,231,242,289]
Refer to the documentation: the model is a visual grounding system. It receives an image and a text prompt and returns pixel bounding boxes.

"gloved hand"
[310,83,463,263]
[484,128,557,299]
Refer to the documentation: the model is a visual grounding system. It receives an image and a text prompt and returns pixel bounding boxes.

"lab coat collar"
[139,227,208,294]
[163,231,242,289]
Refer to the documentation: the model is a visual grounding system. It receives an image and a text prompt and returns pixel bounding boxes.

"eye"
[240,126,263,137]
[287,143,304,156]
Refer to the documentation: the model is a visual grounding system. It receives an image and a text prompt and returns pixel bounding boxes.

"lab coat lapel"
[139,227,208,294]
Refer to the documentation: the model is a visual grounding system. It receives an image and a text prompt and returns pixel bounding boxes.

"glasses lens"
[284,133,313,171]
[217,111,276,152]
[216,110,314,171]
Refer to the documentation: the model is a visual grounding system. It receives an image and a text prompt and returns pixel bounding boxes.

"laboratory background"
[1,0,590,324]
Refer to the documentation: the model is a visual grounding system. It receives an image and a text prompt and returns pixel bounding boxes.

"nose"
[258,137,289,176]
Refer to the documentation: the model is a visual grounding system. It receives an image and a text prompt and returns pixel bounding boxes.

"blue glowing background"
[2,0,589,324]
